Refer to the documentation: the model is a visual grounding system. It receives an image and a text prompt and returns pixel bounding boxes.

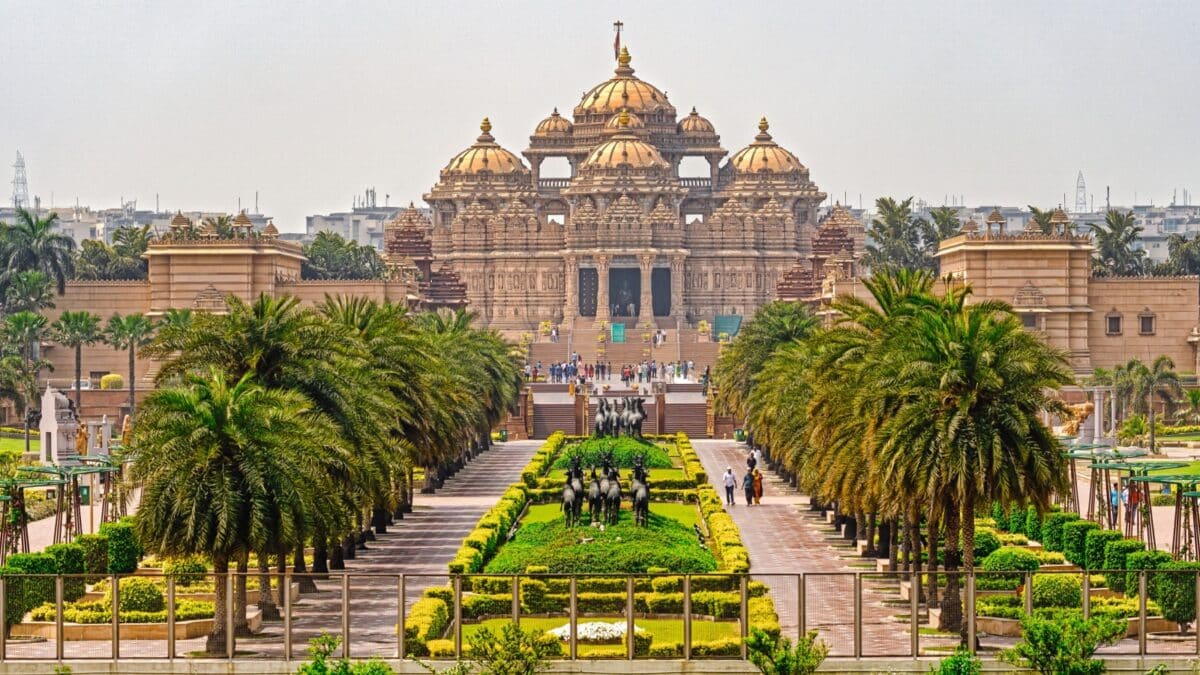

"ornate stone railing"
[678,177,711,189]
[537,178,571,190]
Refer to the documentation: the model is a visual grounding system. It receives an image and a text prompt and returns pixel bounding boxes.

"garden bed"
[11,608,261,641]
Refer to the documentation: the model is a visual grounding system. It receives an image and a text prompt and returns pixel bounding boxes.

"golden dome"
[581,110,668,170]
[534,108,572,136]
[604,110,646,133]
[678,107,715,134]
[444,118,528,175]
[577,47,674,116]
[728,118,804,174]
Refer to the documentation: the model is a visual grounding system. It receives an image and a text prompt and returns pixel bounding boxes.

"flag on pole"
[613,30,620,61]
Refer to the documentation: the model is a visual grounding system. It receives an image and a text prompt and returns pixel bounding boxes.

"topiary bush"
[3,552,57,629]
[1008,507,1027,533]
[552,437,673,470]
[1061,520,1100,567]
[1148,561,1200,632]
[1039,512,1080,552]
[44,542,86,601]
[973,530,1001,561]
[979,547,1040,590]
[999,614,1125,674]
[991,502,1007,531]
[1024,505,1043,541]
[1083,530,1124,571]
[933,646,982,675]
[98,520,139,574]
[75,534,108,582]
[1102,539,1145,593]
[104,577,165,613]
[163,557,208,587]
[1031,574,1082,608]
[99,373,123,390]
[1126,549,1173,599]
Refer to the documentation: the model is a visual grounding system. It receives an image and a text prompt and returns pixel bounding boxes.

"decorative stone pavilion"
[388,47,845,330]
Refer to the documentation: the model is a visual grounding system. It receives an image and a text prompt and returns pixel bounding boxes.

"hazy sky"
[2,1,1198,231]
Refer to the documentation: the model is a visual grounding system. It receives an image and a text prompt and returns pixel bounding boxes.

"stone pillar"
[563,256,578,327]
[638,254,654,323]
[596,255,610,323]
[670,255,685,322]
[530,158,541,185]
[1094,388,1103,441]
[709,156,719,185]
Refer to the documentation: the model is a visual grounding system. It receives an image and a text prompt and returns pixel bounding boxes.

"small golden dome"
[604,109,646,132]
[986,208,1005,225]
[678,107,715,134]
[233,211,253,229]
[262,220,279,238]
[1050,206,1070,225]
[534,108,573,136]
[169,211,191,229]
[582,113,668,170]
[961,218,979,233]
[577,47,674,116]
[728,117,804,175]
[444,117,528,175]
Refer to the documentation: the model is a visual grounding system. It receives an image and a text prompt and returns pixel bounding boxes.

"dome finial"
[618,46,631,67]
[758,117,769,133]
[480,117,492,134]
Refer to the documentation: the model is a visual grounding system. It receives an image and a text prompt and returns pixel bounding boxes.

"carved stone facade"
[405,47,833,330]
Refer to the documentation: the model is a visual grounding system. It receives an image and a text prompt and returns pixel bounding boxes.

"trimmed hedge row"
[1039,511,1079,552]
[676,433,707,484]
[405,596,450,656]
[1062,520,1100,567]
[468,575,765,596]
[523,487,697,505]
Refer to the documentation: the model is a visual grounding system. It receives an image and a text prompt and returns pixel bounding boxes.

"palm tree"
[5,311,48,365]
[50,311,103,410]
[1124,356,1183,453]
[1090,209,1146,277]
[130,369,344,655]
[4,311,52,454]
[714,301,817,422]
[0,208,76,293]
[104,313,156,414]
[1177,389,1200,425]
[1028,206,1054,234]
[862,197,927,272]
[4,270,55,314]
[201,215,234,238]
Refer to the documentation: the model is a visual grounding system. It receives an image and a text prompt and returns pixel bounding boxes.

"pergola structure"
[0,474,66,563]
[1128,474,1200,558]
[20,460,122,545]
[1060,444,1148,516]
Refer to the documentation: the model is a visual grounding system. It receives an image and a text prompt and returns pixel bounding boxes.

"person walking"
[723,467,736,506]
[1109,482,1121,526]
[747,451,757,472]
[752,447,762,467]
[752,469,764,505]
[742,471,755,507]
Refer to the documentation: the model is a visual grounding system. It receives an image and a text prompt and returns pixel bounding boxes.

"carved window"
[1106,312,1122,336]
[1021,313,1038,330]
[1139,311,1156,335]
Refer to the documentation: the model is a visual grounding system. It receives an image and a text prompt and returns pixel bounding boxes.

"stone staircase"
[665,401,708,436]
[533,403,576,438]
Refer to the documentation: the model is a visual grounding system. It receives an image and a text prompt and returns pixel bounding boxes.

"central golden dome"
[444,118,528,175]
[577,47,674,116]
[728,118,804,174]
[534,108,572,136]
[581,110,668,170]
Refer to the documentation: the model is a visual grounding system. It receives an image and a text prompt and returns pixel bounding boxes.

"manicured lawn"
[1160,433,1200,441]
[1150,461,1200,476]
[522,502,699,529]
[0,436,37,455]
[463,616,739,655]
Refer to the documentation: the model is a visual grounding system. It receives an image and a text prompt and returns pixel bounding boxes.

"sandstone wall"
[1088,277,1200,371]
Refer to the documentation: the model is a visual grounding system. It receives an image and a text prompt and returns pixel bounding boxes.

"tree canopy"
[301,231,387,280]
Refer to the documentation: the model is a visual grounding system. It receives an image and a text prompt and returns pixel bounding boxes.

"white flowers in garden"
[547,620,643,643]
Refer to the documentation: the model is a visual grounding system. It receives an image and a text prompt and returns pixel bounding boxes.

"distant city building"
[305,188,427,249]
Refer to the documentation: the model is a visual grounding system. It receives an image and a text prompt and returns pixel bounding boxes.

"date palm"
[1090,209,1146,277]
[50,311,103,410]
[1124,356,1183,453]
[0,208,76,294]
[4,270,55,314]
[104,313,156,414]
[715,301,817,421]
[1176,389,1200,425]
[1028,206,1054,234]
[130,369,344,655]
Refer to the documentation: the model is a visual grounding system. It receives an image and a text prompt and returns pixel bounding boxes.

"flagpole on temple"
[613,20,623,61]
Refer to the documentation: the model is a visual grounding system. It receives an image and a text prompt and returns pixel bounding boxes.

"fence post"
[1138,571,1147,656]
[1195,572,1199,657]
[626,576,636,660]
[167,575,176,660]
[342,573,351,659]
[1082,573,1091,620]
[683,575,692,660]
[512,576,520,628]
[909,570,919,658]
[114,573,123,660]
[398,575,406,660]
[1023,571,1033,616]
[569,577,578,660]
[54,575,63,661]
[853,573,862,659]
[798,574,806,639]
[966,572,976,655]
[454,576,464,659]
[741,575,751,660]
[1,577,7,661]
[283,571,292,661]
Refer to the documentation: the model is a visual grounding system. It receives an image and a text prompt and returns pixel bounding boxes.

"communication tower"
[11,151,29,210]
[1075,171,1087,213]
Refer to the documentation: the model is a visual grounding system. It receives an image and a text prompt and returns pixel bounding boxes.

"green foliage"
[1040,511,1080,552]
[1031,574,1082,608]
[1062,520,1100,567]
[44,542,86,601]
[295,632,398,674]
[405,598,450,657]
[1126,550,1173,599]
[163,556,208,586]
[29,598,212,623]
[931,647,982,675]
[1007,507,1026,533]
[99,373,123,390]
[551,437,673,470]
[484,511,717,575]
[301,231,387,281]
[745,627,828,675]
[1084,530,1124,571]
[990,502,1007,531]
[74,533,108,582]
[98,519,140,574]
[466,622,561,674]
[1024,505,1042,541]
[1103,539,1145,593]
[3,552,57,628]
[1148,561,1200,629]
[999,614,1125,675]
[104,577,165,613]
[978,546,1039,589]
[972,530,1001,560]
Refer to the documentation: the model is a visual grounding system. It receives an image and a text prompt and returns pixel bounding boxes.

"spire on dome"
[755,117,772,142]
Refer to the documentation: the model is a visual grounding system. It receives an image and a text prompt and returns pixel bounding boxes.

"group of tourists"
[525,357,705,389]
[1109,480,1143,528]
[722,447,765,506]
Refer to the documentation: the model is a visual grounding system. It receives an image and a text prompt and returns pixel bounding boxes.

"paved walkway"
[691,439,948,657]
[6,440,543,661]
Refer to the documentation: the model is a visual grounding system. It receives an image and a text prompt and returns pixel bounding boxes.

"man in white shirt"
[723,467,737,505]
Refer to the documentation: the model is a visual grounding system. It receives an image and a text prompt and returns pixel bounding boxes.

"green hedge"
[990,503,1007,531]
[75,534,108,582]
[3,553,57,629]
[973,530,1001,560]
[1126,550,1173,599]
[45,543,86,601]
[1103,540,1145,593]
[1007,507,1026,534]
[1149,561,1200,627]
[1039,512,1080,552]
[551,437,673,470]
[404,597,450,656]
[1024,506,1042,541]
[1031,574,1082,608]
[1084,530,1124,571]
[1061,520,1100,567]
[978,547,1039,590]
[98,519,140,574]
[29,598,212,624]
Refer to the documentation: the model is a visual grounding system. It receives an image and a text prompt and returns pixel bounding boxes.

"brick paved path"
[9,440,543,661]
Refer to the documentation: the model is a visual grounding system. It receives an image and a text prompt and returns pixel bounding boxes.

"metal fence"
[1,569,1198,662]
